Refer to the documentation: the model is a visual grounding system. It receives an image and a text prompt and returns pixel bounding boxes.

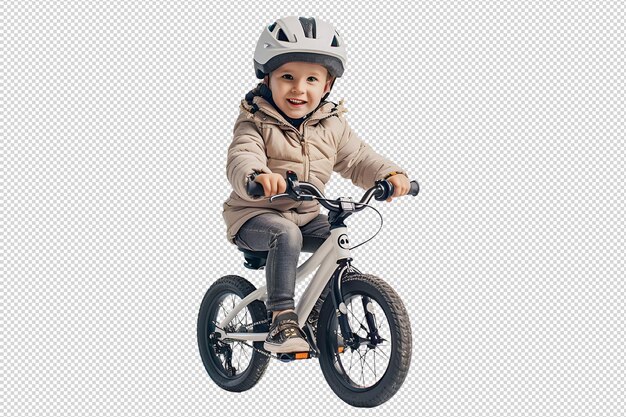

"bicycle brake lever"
[269,193,290,203]
[269,193,315,203]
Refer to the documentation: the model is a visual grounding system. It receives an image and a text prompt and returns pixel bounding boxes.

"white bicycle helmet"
[253,16,347,80]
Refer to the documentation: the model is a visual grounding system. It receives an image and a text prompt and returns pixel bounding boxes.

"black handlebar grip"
[409,180,420,196]
[246,180,266,197]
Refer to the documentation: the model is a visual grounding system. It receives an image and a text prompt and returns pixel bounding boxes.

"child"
[222,16,411,353]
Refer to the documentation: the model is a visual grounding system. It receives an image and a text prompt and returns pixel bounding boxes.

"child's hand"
[255,173,287,198]
[386,174,411,202]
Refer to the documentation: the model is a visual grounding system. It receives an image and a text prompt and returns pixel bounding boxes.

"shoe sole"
[264,338,310,353]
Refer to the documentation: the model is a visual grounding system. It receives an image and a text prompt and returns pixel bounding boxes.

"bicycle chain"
[244,317,272,329]
[212,318,317,361]
[238,340,275,360]
[240,318,282,361]
[212,318,279,360]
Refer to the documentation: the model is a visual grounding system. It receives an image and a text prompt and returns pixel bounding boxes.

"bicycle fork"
[330,259,383,349]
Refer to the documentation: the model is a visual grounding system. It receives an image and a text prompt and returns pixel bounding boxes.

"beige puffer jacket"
[222,85,407,244]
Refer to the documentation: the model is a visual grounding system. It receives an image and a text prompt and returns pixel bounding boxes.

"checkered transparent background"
[4,1,625,416]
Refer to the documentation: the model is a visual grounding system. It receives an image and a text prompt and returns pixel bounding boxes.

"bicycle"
[198,171,420,407]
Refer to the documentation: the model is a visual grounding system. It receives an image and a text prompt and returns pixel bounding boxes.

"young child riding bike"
[222,16,411,354]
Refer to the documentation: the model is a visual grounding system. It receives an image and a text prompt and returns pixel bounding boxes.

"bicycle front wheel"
[317,273,412,407]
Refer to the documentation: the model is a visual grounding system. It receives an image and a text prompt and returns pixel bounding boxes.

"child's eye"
[280,74,317,82]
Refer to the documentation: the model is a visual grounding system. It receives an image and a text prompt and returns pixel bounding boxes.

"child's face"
[264,61,333,119]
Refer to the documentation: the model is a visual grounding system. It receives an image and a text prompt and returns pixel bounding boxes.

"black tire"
[197,275,270,392]
[317,273,412,407]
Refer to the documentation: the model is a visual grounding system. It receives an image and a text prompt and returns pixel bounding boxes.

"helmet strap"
[321,76,336,102]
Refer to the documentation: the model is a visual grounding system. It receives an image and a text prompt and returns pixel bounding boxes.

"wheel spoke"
[208,292,259,379]
[361,348,378,379]
[374,345,390,360]
[235,342,244,371]
[239,344,251,361]
[219,302,228,320]
[348,347,357,374]
[331,292,394,388]
[346,300,367,333]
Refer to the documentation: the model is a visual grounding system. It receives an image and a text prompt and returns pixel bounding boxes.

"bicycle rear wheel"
[317,273,412,407]
[197,275,270,392]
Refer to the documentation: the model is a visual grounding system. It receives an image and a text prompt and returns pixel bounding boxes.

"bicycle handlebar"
[246,171,419,214]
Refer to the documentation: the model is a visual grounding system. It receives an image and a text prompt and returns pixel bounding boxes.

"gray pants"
[233,213,331,312]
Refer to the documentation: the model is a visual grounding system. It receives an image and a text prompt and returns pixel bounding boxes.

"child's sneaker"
[264,311,310,353]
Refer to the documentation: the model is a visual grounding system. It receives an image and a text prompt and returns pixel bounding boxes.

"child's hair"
[253,16,347,95]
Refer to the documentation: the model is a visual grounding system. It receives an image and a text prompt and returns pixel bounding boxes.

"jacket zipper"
[278,123,308,182]
[300,129,309,182]
[298,113,338,183]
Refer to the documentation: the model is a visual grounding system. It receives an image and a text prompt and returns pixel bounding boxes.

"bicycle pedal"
[276,351,315,362]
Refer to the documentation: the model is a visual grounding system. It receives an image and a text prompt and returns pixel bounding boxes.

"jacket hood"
[240,83,347,126]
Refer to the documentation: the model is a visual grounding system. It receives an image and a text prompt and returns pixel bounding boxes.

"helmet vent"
[268,22,277,32]
[331,35,340,47]
[299,17,316,39]
[277,28,290,42]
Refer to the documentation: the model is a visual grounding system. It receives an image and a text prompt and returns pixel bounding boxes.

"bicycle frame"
[215,225,353,342]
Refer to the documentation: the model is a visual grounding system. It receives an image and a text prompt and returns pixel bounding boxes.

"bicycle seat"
[238,248,268,270]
